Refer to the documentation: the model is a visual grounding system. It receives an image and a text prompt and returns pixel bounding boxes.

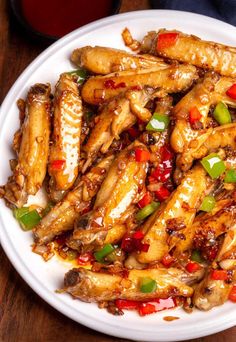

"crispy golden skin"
[81,64,198,105]
[69,142,148,248]
[193,271,233,311]
[4,83,51,207]
[33,156,113,245]
[83,89,154,161]
[49,73,83,191]
[71,46,168,74]
[173,199,236,255]
[170,74,236,156]
[64,267,196,302]
[176,123,236,171]
[155,29,236,77]
[137,165,210,264]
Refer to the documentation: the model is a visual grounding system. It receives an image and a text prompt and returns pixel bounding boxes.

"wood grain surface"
[0,0,235,341]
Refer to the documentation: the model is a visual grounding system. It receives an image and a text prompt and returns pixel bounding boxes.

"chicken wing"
[69,142,148,249]
[153,29,236,77]
[4,83,51,207]
[49,73,83,192]
[83,88,154,161]
[81,64,198,105]
[176,123,236,171]
[136,165,210,264]
[33,156,113,245]
[193,270,233,311]
[71,46,168,74]
[63,267,196,302]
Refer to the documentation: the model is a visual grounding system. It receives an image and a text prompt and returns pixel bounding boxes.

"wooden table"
[0,0,235,341]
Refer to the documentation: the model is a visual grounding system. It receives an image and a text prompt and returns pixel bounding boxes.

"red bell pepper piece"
[138,192,152,208]
[50,159,65,170]
[155,185,170,201]
[138,298,176,316]
[77,252,94,265]
[229,285,236,302]
[162,253,175,268]
[211,269,228,281]
[189,106,202,125]
[135,148,151,162]
[115,299,139,310]
[186,261,201,273]
[157,32,179,50]
[226,84,236,100]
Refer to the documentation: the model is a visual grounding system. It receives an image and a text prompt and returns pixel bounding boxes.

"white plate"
[0,10,236,342]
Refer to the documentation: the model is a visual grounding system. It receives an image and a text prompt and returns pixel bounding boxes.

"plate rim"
[0,9,236,341]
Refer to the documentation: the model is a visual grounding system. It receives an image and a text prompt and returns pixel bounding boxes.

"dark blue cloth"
[150,0,236,26]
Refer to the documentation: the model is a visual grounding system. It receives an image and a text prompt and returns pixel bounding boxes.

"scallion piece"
[136,201,160,221]
[191,250,204,263]
[13,207,29,220]
[224,169,236,183]
[17,209,41,231]
[200,196,216,212]
[94,244,114,263]
[68,68,87,84]
[140,277,157,293]
[146,113,170,132]
[200,153,226,179]
[213,102,231,125]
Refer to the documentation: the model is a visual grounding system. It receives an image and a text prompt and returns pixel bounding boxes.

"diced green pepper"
[136,202,160,221]
[13,207,29,220]
[191,250,204,263]
[140,277,157,293]
[94,244,115,263]
[68,68,87,84]
[200,153,226,179]
[67,250,78,261]
[18,209,41,231]
[146,113,170,132]
[200,195,216,212]
[224,169,236,183]
[213,102,231,125]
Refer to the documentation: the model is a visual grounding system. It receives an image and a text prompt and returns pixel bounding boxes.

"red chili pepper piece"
[151,168,172,183]
[155,185,170,202]
[77,252,94,265]
[138,298,176,316]
[211,269,228,281]
[132,230,145,240]
[135,148,151,162]
[115,299,139,310]
[140,243,150,252]
[189,106,202,125]
[226,84,236,100]
[185,261,201,273]
[138,192,152,208]
[161,253,175,268]
[104,79,116,89]
[50,159,65,170]
[160,144,174,163]
[229,285,236,302]
[157,32,179,50]
[121,233,149,253]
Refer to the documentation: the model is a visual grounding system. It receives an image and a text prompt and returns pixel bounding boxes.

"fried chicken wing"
[83,89,155,162]
[81,64,198,105]
[71,46,168,74]
[177,123,236,171]
[49,73,83,192]
[69,142,148,248]
[137,165,210,264]
[64,267,195,302]
[33,156,113,245]
[4,83,51,207]
[193,271,233,311]
[153,29,236,77]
